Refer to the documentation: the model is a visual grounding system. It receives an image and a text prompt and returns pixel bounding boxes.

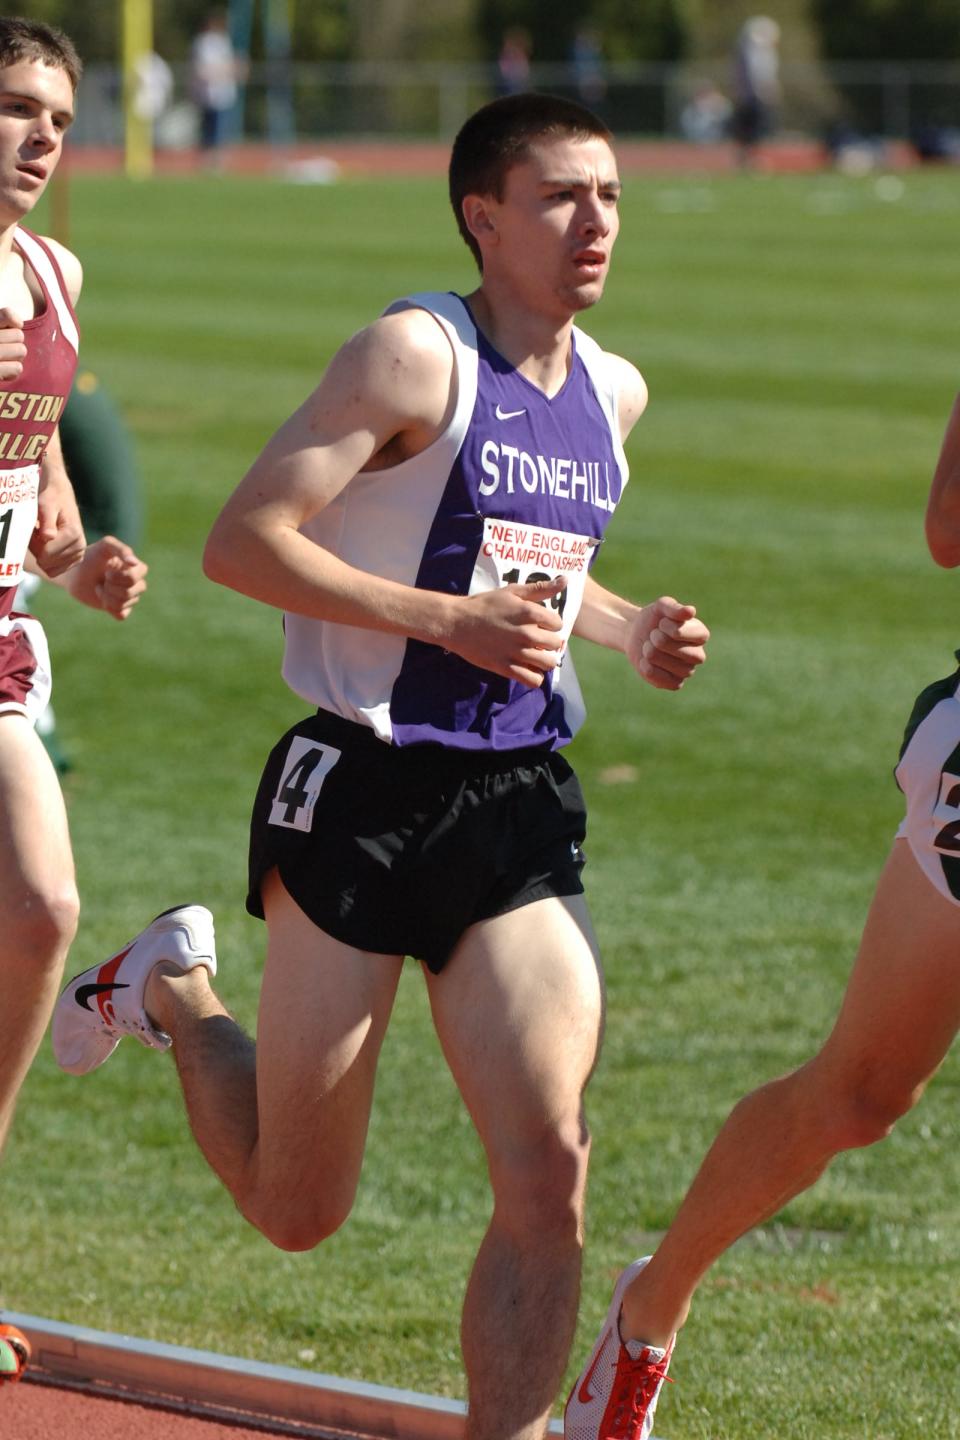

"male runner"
[565,394,960,1439]
[0,16,147,1173]
[53,93,708,1440]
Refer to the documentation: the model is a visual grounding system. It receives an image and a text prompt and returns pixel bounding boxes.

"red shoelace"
[607,1346,674,1439]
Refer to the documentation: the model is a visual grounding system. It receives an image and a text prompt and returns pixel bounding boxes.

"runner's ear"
[461,195,498,246]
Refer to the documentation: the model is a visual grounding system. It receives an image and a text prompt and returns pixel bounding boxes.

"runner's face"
[0,60,74,224]
[484,135,621,316]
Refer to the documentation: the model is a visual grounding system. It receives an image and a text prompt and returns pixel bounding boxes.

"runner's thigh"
[822,840,960,1089]
[425,894,604,1149]
[255,869,404,1190]
[0,713,74,910]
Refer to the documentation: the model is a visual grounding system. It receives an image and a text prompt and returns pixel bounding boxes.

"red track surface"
[2,1380,300,1438]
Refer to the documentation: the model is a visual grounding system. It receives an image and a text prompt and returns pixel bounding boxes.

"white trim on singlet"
[570,323,630,495]
[280,292,479,741]
[13,229,79,355]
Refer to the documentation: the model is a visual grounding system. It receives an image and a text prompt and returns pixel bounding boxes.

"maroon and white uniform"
[0,227,79,721]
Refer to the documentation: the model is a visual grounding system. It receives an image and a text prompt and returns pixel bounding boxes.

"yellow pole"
[122,0,153,179]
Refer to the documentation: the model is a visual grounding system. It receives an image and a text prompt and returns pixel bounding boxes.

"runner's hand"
[0,307,26,381]
[64,535,148,620]
[447,577,566,687]
[625,596,709,690]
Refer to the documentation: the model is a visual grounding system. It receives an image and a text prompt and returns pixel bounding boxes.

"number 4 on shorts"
[269,737,342,832]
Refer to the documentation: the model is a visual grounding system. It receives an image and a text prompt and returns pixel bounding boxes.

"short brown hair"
[0,16,82,94]
[449,92,614,271]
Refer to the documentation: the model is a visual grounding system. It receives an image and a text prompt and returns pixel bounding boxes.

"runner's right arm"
[203,310,564,687]
[0,306,25,381]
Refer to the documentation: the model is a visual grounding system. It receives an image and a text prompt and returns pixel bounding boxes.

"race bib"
[0,465,40,588]
[468,517,597,645]
[268,735,342,832]
[932,770,960,856]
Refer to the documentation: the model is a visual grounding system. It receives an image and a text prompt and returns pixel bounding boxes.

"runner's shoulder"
[603,350,648,438]
[35,235,82,304]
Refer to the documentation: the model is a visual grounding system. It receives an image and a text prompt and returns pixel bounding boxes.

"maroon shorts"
[0,612,52,722]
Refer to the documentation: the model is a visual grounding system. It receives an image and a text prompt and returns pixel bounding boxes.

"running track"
[2,1380,298,1439]
[0,1312,570,1440]
[63,136,918,178]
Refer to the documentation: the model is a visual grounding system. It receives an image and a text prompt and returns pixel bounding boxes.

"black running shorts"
[247,709,587,973]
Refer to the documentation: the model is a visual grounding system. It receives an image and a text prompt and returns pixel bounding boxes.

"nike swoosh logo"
[495,403,526,420]
[76,981,130,1011]
[577,1328,611,1404]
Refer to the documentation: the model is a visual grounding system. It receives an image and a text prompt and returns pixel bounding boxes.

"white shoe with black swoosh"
[52,904,217,1076]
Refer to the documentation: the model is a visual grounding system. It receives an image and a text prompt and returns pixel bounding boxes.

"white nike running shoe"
[564,1257,674,1440]
[52,905,217,1076]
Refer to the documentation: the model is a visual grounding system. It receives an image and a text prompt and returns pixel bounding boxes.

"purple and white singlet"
[281,292,629,750]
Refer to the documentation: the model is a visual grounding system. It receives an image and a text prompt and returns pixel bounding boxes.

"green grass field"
[2,163,959,1439]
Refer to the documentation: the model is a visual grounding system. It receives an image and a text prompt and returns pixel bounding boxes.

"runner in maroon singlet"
[0,17,147,1175]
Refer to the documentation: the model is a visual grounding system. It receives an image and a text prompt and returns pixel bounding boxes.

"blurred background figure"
[59,372,144,552]
[133,48,174,140]
[189,9,244,168]
[911,123,960,164]
[730,14,781,166]
[571,27,607,110]
[680,82,733,144]
[497,27,531,96]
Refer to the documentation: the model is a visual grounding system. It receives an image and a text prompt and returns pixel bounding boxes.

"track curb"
[7,1311,568,1438]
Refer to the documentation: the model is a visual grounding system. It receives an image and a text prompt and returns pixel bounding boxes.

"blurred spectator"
[911,125,960,163]
[824,121,887,175]
[60,371,144,550]
[190,10,244,168]
[133,50,174,133]
[497,28,531,96]
[680,83,733,144]
[571,27,606,109]
[730,15,781,166]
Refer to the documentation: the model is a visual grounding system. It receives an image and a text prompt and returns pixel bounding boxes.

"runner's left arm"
[39,534,148,620]
[575,579,709,691]
[570,352,709,691]
[31,427,87,577]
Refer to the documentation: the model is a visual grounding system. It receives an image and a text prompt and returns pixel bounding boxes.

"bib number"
[269,737,342,832]
[0,466,40,587]
[468,517,596,645]
[933,772,960,854]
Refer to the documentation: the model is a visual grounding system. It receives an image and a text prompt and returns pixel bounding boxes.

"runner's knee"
[823,1062,924,1150]
[489,1114,591,1241]
[1,881,79,967]
[240,1172,360,1252]
[834,1071,926,1146]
